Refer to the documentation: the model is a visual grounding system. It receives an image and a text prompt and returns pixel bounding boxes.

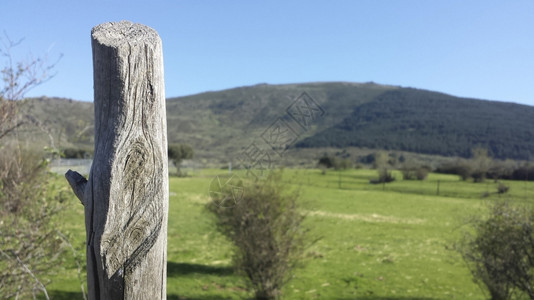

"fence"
[50,159,92,175]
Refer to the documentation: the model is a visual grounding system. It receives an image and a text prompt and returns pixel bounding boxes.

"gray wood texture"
[66,21,168,299]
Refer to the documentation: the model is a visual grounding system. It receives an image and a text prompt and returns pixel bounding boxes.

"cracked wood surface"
[66,21,168,300]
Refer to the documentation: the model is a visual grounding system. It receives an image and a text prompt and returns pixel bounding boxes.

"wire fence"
[49,159,92,175]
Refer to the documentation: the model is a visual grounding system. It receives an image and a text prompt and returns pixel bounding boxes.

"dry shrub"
[457,201,534,300]
[0,145,66,299]
[206,171,309,300]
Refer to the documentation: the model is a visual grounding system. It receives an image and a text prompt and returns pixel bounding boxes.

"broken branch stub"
[65,20,168,299]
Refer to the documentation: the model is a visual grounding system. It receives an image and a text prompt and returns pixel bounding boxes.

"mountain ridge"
[15,82,534,162]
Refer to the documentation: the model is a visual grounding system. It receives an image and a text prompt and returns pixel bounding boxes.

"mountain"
[15,82,534,162]
[296,88,534,159]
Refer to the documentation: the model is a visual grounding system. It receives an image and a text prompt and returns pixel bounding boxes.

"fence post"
[66,21,168,299]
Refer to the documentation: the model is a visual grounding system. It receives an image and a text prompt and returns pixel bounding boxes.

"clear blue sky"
[2,1,533,105]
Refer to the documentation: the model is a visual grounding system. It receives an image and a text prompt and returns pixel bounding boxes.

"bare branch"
[65,169,87,205]
[0,32,62,102]
[0,249,49,300]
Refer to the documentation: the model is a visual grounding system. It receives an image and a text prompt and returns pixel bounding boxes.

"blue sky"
[2,1,533,105]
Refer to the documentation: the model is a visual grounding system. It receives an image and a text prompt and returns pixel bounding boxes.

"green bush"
[370,167,395,184]
[457,201,534,299]
[317,154,351,170]
[401,164,430,180]
[206,171,309,299]
[0,146,66,299]
[497,183,510,194]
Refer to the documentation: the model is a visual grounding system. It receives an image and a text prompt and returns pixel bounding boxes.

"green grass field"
[42,168,534,299]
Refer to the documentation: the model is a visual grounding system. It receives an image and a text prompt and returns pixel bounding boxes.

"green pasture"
[43,168,534,299]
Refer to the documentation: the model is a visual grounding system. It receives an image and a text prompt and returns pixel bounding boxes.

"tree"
[0,34,65,299]
[206,171,310,299]
[370,151,395,184]
[471,148,492,183]
[317,154,351,171]
[168,143,194,175]
[401,161,430,180]
[457,201,534,299]
[317,154,335,169]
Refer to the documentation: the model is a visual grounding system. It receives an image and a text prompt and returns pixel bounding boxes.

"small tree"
[458,201,534,299]
[168,143,193,176]
[372,151,389,169]
[317,154,335,169]
[471,148,492,183]
[369,151,395,184]
[206,171,309,299]
[317,154,351,171]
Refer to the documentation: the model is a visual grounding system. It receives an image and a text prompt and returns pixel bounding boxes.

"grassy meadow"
[43,168,534,299]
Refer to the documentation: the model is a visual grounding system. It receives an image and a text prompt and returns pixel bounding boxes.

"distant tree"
[369,168,395,184]
[317,154,351,171]
[435,159,473,181]
[496,183,509,194]
[358,153,376,165]
[370,151,395,184]
[168,143,194,176]
[470,148,492,183]
[487,159,516,181]
[62,147,93,159]
[337,158,352,170]
[373,151,389,169]
[401,163,430,180]
[510,164,534,181]
[317,154,335,169]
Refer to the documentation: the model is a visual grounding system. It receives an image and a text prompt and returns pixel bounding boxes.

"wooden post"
[65,21,168,299]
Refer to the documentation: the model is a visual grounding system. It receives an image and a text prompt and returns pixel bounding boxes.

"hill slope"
[296,88,534,159]
[16,82,534,161]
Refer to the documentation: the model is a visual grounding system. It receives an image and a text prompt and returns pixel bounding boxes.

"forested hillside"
[296,88,534,159]
[16,83,534,161]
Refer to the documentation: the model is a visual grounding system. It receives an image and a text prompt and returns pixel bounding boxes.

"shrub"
[0,145,66,299]
[401,164,430,180]
[62,147,93,159]
[370,167,395,184]
[206,171,309,299]
[457,201,534,299]
[497,183,510,194]
[436,159,473,181]
[317,155,335,169]
[317,154,351,170]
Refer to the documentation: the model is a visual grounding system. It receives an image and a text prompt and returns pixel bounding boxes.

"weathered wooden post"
[65,21,168,299]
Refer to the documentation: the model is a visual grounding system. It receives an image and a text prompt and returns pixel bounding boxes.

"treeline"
[61,147,93,159]
[296,88,534,160]
[436,159,534,181]
[317,149,534,182]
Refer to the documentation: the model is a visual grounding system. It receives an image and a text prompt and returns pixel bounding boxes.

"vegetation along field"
[41,168,534,299]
